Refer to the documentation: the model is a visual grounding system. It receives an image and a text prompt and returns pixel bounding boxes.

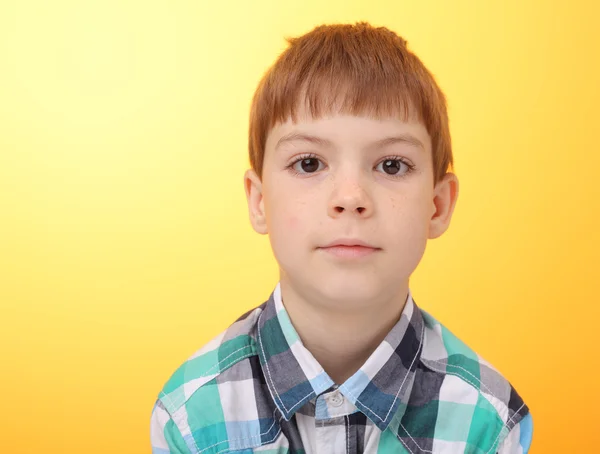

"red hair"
[248,22,453,183]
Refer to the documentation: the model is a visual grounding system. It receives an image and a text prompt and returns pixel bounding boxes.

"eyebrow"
[275,132,425,151]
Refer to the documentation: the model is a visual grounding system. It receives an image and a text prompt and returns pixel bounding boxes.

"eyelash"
[286,153,416,178]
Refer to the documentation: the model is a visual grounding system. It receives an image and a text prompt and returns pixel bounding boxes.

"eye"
[289,154,325,174]
[287,154,415,177]
[375,157,414,176]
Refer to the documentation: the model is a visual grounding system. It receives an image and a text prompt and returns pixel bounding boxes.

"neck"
[279,278,409,385]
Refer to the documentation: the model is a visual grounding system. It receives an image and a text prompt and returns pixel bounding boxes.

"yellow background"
[1,1,598,452]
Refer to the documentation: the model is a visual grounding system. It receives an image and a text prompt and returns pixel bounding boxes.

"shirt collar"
[256,282,424,432]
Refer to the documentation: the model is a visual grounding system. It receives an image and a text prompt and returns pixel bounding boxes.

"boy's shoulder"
[419,308,524,407]
[151,304,273,454]
[402,309,531,451]
[157,303,264,417]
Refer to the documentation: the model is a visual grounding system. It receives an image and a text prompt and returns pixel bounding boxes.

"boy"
[150,22,533,453]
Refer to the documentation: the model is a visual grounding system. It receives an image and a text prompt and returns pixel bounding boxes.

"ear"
[428,172,459,239]
[244,168,268,235]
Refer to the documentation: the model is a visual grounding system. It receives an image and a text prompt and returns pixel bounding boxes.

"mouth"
[317,244,381,259]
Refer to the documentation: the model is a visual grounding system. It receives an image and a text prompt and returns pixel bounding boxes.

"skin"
[244,105,459,385]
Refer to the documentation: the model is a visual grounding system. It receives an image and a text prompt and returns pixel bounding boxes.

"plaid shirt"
[151,284,533,453]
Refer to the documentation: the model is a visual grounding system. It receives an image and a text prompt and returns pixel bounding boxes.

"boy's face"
[245,106,458,310]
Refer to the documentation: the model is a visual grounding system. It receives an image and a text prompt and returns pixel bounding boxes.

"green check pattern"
[151,284,532,453]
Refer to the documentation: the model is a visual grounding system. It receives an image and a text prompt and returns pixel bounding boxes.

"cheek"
[269,209,312,267]
[282,209,314,237]
[268,200,308,240]
[386,195,431,239]
[272,191,314,233]
[287,215,301,231]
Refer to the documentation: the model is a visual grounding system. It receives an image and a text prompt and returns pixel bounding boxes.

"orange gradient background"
[1,1,598,452]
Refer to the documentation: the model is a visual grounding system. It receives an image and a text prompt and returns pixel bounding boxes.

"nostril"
[333,206,366,214]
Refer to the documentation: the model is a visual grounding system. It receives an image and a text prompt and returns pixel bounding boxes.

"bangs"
[275,69,418,126]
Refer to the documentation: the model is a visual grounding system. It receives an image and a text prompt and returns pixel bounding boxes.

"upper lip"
[319,238,380,249]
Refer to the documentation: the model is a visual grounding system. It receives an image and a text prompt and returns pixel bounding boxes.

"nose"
[327,173,373,218]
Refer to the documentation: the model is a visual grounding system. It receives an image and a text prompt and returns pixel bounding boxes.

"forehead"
[266,109,431,153]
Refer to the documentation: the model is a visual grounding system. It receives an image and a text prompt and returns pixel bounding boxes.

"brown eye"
[292,158,323,174]
[383,160,400,174]
[376,158,411,176]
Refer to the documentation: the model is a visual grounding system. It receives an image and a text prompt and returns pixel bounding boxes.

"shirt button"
[329,391,344,407]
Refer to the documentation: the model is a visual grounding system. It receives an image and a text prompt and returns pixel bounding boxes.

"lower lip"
[318,246,380,259]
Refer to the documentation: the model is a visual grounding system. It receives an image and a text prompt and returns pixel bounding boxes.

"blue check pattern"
[151,283,533,453]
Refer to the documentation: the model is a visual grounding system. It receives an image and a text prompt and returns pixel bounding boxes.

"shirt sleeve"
[150,399,193,454]
[496,412,534,454]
